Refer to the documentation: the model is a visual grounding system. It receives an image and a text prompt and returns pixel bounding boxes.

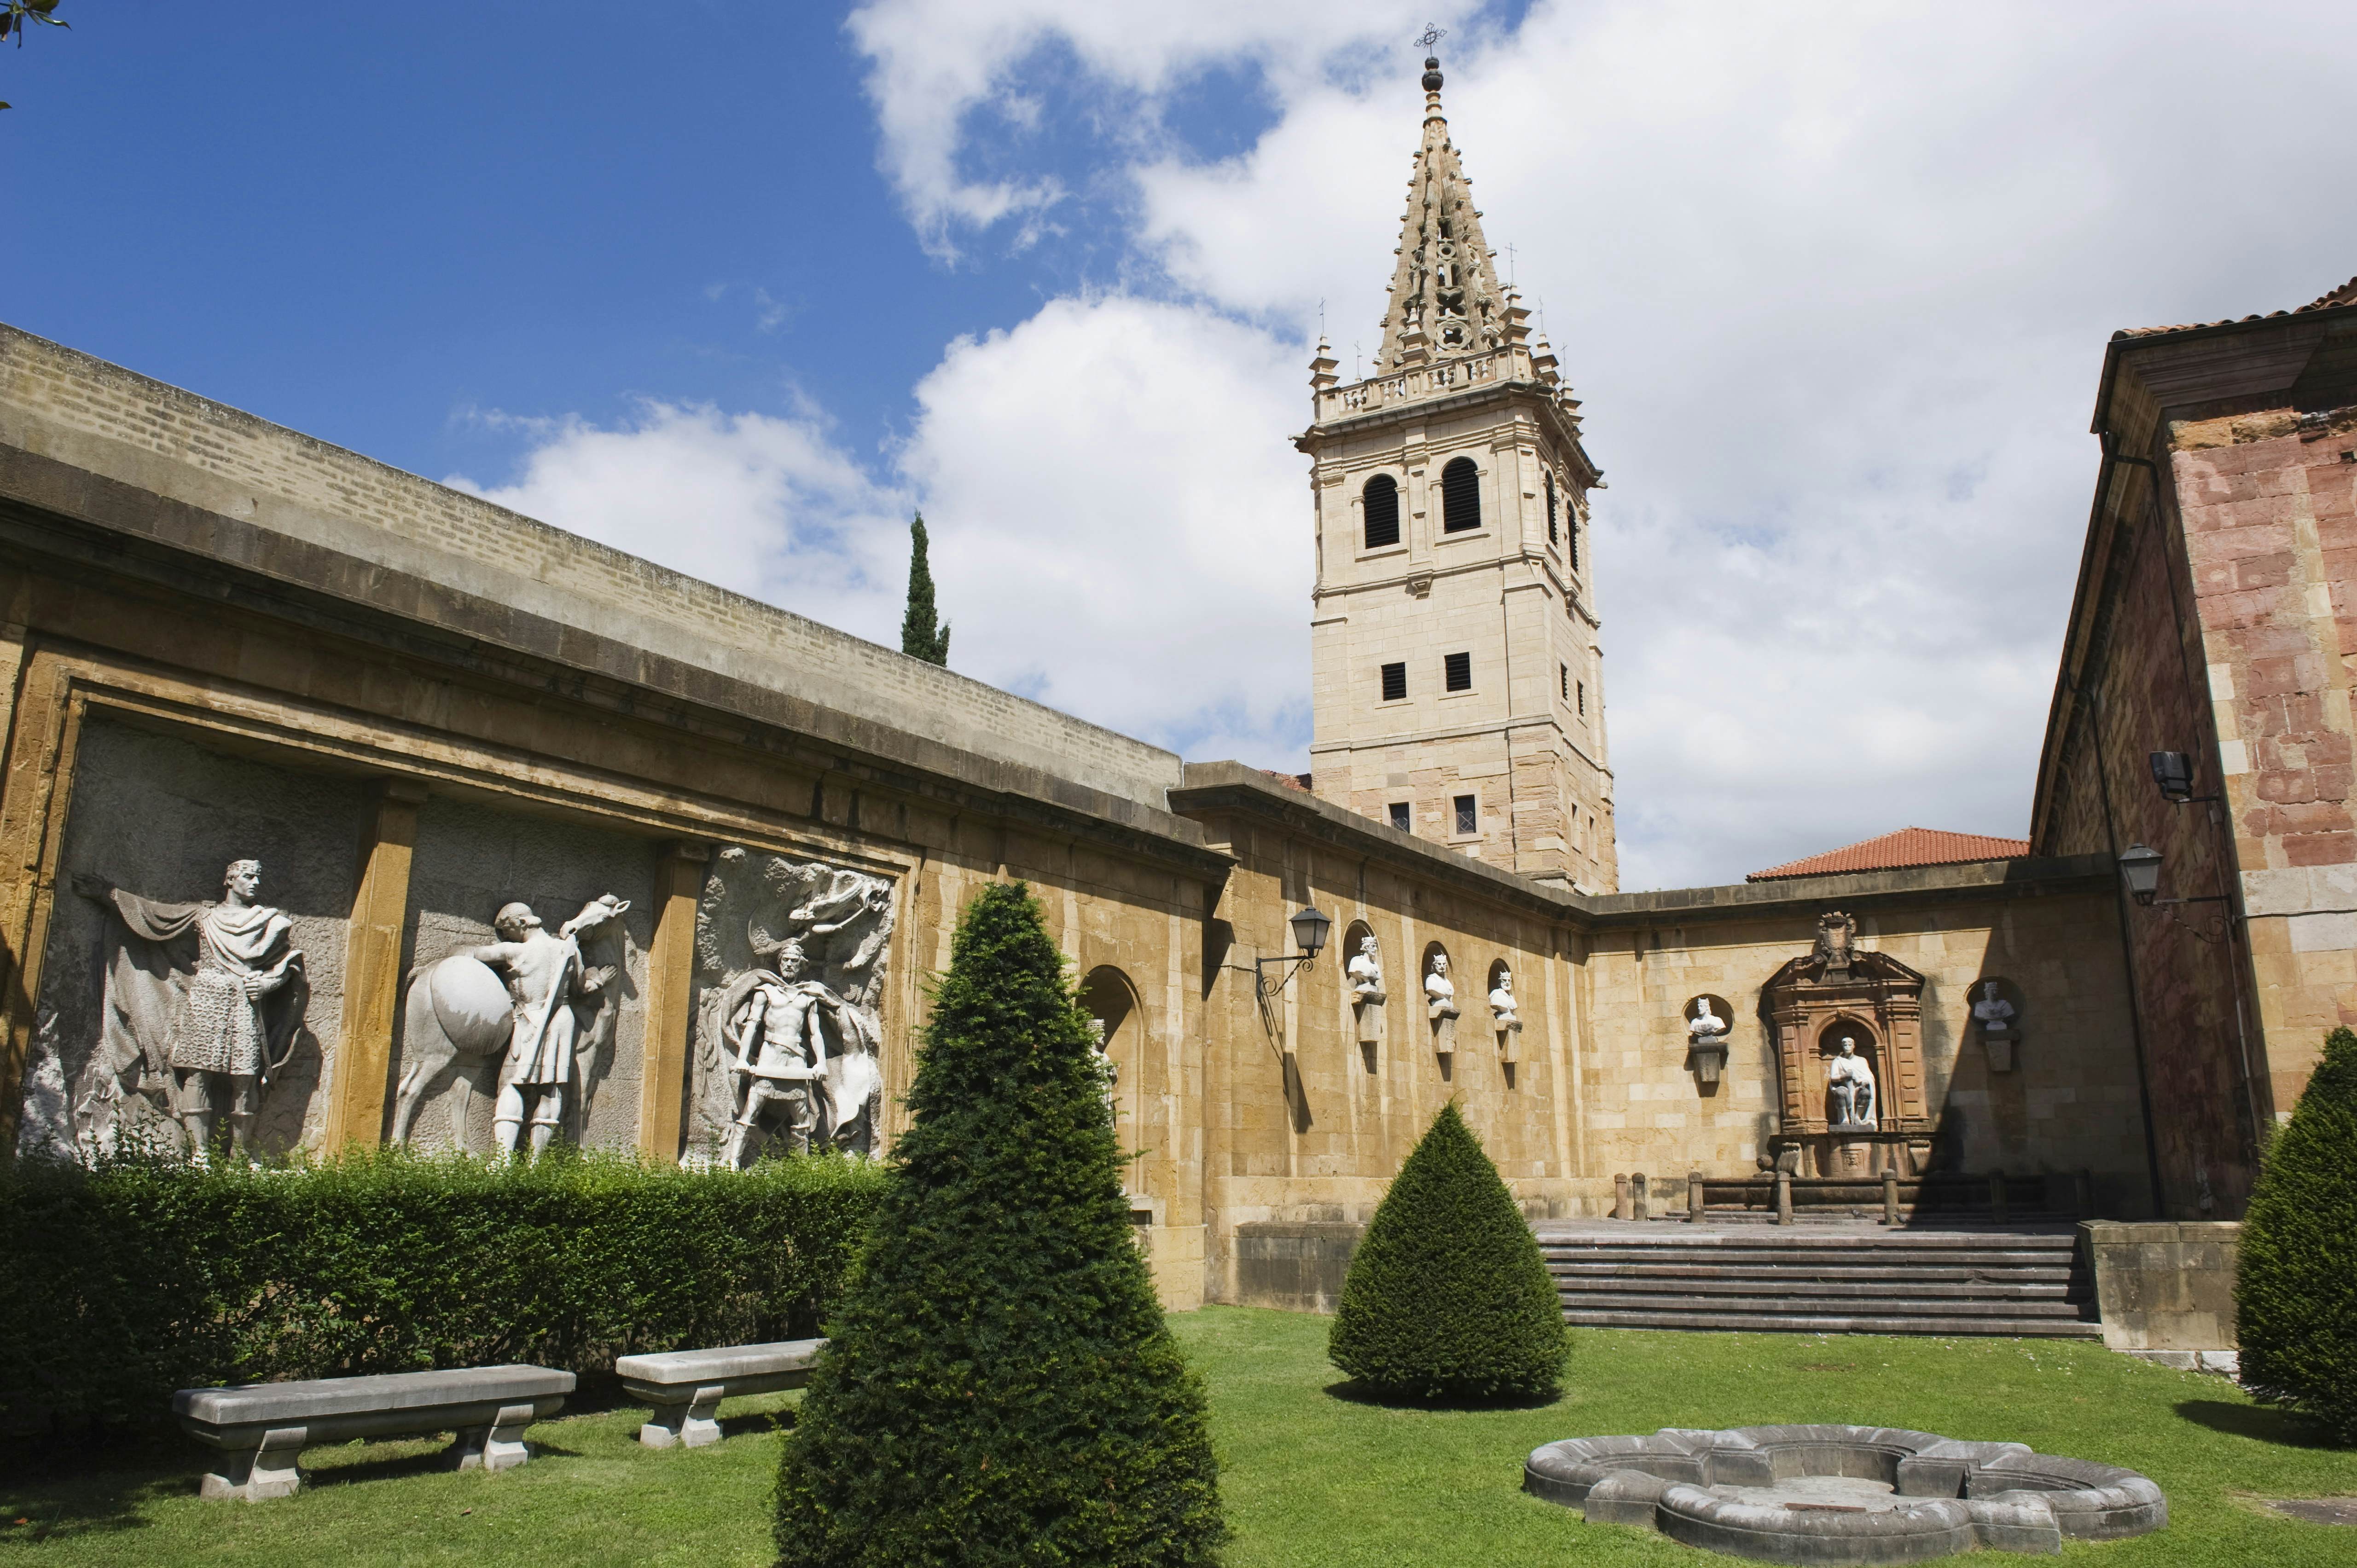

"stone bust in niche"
[1687,997,1730,1045]
[1489,968,1521,1032]
[1425,952,1459,1052]
[1974,980,2020,1072]
[1826,1036,1878,1128]
[1347,935,1386,1004]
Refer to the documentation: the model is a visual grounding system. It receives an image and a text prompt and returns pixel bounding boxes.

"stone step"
[1548,1262,2078,1285]
[1543,1251,2078,1273]
[1562,1308,2104,1339]
[1551,1276,2078,1302]
[1556,1289,2091,1318]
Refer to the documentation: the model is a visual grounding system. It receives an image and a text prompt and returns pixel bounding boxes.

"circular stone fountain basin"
[1524,1424,2165,1563]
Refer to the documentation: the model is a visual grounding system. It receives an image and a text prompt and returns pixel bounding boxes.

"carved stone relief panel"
[388,798,657,1154]
[684,846,897,1164]
[22,717,362,1159]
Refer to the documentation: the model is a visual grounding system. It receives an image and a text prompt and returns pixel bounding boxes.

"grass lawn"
[5,1308,2353,1564]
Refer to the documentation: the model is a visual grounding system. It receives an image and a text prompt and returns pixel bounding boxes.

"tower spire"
[1374,45,1508,372]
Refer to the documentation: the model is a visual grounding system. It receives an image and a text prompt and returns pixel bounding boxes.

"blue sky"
[7,2,2355,890]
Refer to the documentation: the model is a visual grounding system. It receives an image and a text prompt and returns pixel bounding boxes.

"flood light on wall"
[1254,906,1332,1000]
[2147,750,2216,806]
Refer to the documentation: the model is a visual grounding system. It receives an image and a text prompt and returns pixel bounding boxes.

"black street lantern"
[1288,904,1333,961]
[2148,751,2197,805]
[1256,905,1333,1000]
[2119,843,2163,906]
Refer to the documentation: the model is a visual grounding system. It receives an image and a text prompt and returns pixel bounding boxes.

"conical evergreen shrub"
[2236,1025,2357,1442]
[1329,1101,1567,1402]
[773,881,1223,1567]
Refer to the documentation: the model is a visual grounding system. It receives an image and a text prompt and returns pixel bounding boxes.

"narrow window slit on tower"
[1578,680,1586,716]
[1560,663,1569,700]
[1441,456,1481,532]
[1363,473,1400,549]
[1444,652,1472,691]
[1381,661,1407,702]
[1545,472,1558,546]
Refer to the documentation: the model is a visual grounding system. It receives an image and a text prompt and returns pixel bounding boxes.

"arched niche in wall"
[1967,974,2023,1073]
[1485,956,1522,1085]
[1341,919,1383,1070]
[1076,965,1147,1171]
[1421,940,1459,1074]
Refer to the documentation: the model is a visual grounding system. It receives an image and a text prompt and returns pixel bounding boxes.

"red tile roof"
[2113,272,2357,340]
[1747,827,2031,883]
[1260,769,1312,793]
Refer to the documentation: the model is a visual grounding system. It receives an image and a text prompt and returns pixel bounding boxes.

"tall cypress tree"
[900,512,950,666]
[773,882,1224,1568]
[1329,1101,1567,1403]
[2237,1025,2357,1441]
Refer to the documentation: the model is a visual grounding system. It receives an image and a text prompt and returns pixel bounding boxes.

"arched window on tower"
[1441,456,1481,533]
[1568,503,1580,572]
[1363,473,1400,550]
[1544,471,1559,547]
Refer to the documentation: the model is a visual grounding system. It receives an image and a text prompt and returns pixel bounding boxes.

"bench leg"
[200,1424,307,1501]
[452,1402,540,1473]
[639,1383,729,1449]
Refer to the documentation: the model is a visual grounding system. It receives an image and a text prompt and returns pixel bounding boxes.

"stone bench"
[616,1338,825,1449]
[172,1365,575,1501]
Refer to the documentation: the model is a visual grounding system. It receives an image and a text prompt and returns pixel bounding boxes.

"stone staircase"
[1536,1222,2100,1338]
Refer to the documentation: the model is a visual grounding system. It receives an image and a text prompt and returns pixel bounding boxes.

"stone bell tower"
[1301,50,1615,891]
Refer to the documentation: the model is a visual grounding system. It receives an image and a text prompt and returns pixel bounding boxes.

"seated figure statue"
[1826,1036,1877,1128]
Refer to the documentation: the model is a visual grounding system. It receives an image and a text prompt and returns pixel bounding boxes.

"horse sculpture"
[389,895,630,1149]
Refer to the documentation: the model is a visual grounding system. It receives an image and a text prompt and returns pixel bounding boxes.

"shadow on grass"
[0,1467,182,1546]
[2176,1399,2344,1450]
[1322,1380,1563,1412]
[719,1406,796,1442]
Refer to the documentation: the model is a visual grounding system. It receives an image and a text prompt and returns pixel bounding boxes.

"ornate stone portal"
[1760,912,1932,1177]
[685,847,895,1163]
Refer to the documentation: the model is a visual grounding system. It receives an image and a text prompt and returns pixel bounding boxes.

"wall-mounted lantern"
[1254,905,1332,1000]
[2118,843,2163,906]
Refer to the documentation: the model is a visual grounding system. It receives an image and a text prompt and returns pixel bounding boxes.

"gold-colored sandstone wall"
[0,324,2162,1322]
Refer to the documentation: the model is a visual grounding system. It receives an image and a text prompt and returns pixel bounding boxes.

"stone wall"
[1578,874,2152,1216]
[2083,1220,2241,1353]
[0,325,1185,816]
[2033,300,2357,1215]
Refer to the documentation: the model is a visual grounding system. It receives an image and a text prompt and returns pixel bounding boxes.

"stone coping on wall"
[0,324,1185,817]
[1173,763,2116,932]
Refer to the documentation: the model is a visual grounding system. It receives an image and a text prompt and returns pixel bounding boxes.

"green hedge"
[774,880,1225,1568]
[1329,1102,1567,1403]
[2237,1025,2357,1442]
[0,1146,886,1432]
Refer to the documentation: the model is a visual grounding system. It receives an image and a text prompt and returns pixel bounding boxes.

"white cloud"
[1103,0,2357,886]
[901,295,1310,756]
[462,0,2357,894]
[446,402,907,627]
[445,299,1312,765]
[842,0,1451,255]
